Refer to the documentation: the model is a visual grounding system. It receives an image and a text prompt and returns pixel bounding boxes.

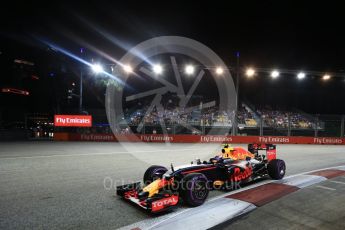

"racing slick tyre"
[267,159,286,180]
[143,165,168,185]
[180,173,209,207]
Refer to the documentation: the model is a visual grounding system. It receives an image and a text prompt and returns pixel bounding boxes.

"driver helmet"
[221,144,235,159]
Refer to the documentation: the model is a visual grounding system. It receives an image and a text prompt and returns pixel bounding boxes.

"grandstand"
[124,100,313,128]
[4,96,340,139]
[114,96,327,136]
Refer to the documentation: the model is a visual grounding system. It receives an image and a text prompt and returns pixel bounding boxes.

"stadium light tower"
[79,62,104,114]
[79,49,84,114]
[79,69,83,114]
[233,51,240,136]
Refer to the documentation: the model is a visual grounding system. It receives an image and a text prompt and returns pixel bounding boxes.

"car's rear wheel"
[143,165,168,185]
[180,173,209,207]
[267,159,286,179]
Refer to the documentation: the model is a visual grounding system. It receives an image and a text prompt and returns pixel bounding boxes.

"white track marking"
[276,175,327,188]
[329,180,345,185]
[284,165,345,179]
[120,198,256,230]
[150,199,255,230]
[315,185,336,191]
[0,147,206,160]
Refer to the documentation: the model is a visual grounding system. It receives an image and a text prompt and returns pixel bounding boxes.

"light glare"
[297,72,305,79]
[271,70,280,78]
[246,68,255,77]
[91,64,103,73]
[185,65,195,75]
[216,67,224,75]
[153,64,163,74]
[123,64,133,73]
[322,74,331,80]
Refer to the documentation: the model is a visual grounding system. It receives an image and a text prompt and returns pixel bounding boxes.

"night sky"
[1,1,345,114]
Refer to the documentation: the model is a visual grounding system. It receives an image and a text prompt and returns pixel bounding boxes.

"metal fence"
[6,113,344,140]
[111,114,345,137]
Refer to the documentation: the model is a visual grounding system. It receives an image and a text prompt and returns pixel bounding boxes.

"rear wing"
[248,143,276,161]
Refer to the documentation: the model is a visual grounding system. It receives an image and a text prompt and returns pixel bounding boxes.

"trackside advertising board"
[54,115,92,127]
[54,133,345,145]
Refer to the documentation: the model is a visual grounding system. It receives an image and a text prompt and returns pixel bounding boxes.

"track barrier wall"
[53,133,345,145]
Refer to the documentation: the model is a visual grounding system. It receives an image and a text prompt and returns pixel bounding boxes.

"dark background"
[1,0,345,116]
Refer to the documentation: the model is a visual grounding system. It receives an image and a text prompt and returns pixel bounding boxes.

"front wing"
[117,182,179,213]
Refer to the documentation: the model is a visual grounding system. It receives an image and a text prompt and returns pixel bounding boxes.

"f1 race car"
[117,143,286,213]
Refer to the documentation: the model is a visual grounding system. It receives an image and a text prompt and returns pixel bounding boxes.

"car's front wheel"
[180,173,209,207]
[143,165,168,185]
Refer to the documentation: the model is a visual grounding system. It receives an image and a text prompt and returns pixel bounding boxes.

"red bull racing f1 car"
[117,143,286,213]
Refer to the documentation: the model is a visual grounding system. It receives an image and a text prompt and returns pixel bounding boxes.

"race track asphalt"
[0,142,344,229]
[218,175,345,230]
